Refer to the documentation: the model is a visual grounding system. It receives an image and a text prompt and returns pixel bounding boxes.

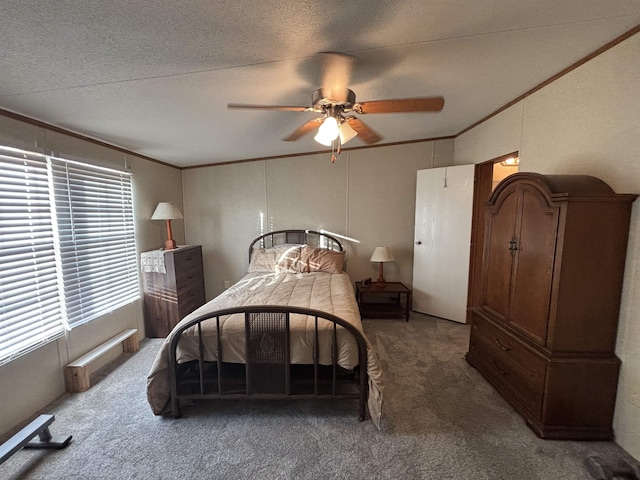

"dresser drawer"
[177,277,204,299]
[173,247,203,270]
[176,264,204,286]
[177,292,205,319]
[469,336,543,417]
[471,312,546,390]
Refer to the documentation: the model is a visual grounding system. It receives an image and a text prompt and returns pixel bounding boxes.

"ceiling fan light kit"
[313,115,359,147]
[228,52,445,161]
[314,116,340,146]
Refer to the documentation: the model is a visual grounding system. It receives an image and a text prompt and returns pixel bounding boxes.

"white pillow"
[248,244,303,273]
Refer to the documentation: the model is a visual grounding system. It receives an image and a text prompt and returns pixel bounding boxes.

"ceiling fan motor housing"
[312,88,356,111]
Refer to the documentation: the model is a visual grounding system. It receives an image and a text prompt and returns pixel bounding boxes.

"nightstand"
[355,281,412,321]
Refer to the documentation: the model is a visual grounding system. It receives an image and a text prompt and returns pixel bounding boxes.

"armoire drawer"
[469,336,543,417]
[471,311,546,390]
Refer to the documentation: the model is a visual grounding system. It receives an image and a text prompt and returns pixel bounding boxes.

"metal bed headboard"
[248,229,343,261]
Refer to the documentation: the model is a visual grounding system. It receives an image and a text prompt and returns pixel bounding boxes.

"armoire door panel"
[482,190,518,322]
[508,187,559,345]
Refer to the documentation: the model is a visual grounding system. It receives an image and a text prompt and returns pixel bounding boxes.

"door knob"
[415,241,422,245]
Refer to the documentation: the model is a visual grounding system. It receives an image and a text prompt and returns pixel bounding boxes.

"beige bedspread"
[147,271,384,427]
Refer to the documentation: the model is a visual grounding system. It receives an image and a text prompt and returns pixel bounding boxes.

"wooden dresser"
[141,245,206,338]
[466,173,636,440]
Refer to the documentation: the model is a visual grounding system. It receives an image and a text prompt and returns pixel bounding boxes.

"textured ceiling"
[1,1,639,167]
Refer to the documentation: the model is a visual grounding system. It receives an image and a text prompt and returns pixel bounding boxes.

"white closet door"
[412,165,475,323]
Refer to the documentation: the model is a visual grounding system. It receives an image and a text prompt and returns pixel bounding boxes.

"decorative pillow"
[299,245,345,274]
[248,244,302,273]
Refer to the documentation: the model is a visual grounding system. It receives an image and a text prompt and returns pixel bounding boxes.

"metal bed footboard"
[167,305,369,421]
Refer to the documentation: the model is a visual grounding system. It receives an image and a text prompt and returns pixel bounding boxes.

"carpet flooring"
[2,313,635,479]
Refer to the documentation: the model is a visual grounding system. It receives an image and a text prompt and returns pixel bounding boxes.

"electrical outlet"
[630,387,640,408]
[223,280,230,289]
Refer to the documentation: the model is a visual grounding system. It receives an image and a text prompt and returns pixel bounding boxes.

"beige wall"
[454,34,640,459]
[183,140,454,300]
[0,115,184,438]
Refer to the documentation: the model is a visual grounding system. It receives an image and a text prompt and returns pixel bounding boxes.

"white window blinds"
[0,146,139,364]
[0,149,64,364]
[50,157,138,328]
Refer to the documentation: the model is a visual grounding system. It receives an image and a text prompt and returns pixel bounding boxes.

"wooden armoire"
[466,173,636,440]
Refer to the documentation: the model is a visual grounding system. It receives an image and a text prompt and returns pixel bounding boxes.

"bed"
[146,230,383,426]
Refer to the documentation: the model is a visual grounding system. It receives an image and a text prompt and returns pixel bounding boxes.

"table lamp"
[151,202,183,250]
[370,246,395,284]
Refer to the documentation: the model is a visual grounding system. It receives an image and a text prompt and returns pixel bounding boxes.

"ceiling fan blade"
[321,52,355,104]
[345,117,382,144]
[283,118,323,141]
[355,96,445,114]
[228,103,311,112]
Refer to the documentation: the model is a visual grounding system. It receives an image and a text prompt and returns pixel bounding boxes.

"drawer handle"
[493,360,508,376]
[494,337,512,352]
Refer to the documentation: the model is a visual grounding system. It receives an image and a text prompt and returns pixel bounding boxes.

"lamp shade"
[370,246,395,263]
[151,202,183,220]
[338,121,358,145]
[314,116,340,146]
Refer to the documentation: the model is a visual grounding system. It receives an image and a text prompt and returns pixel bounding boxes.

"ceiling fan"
[228,52,444,150]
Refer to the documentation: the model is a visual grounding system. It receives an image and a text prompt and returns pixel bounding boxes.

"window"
[0,149,64,363]
[0,146,139,364]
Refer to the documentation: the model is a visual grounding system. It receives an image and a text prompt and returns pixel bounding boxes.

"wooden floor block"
[64,366,90,393]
